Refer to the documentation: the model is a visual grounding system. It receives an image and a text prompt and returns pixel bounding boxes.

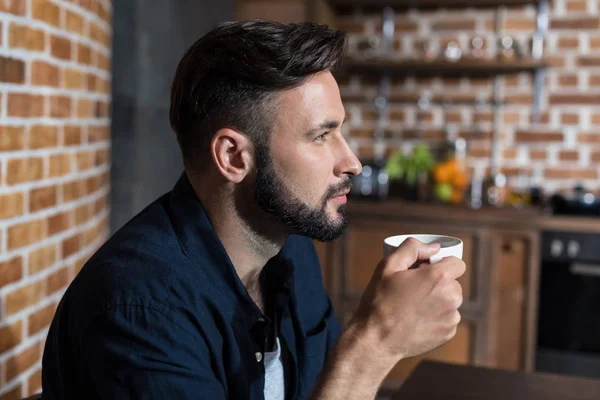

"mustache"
[324,178,353,201]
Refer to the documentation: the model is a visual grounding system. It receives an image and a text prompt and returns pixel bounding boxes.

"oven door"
[536,259,600,378]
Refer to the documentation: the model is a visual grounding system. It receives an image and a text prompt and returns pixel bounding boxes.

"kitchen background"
[0,0,599,398]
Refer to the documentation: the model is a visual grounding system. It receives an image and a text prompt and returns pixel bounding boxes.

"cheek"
[276,151,332,202]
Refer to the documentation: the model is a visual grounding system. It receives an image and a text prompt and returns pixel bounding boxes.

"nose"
[333,136,362,177]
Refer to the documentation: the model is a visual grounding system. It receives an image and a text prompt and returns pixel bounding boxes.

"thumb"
[386,238,441,273]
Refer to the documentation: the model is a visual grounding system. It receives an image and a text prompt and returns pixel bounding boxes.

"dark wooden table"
[393,361,600,400]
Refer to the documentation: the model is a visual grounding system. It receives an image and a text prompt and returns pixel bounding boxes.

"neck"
[188,172,287,309]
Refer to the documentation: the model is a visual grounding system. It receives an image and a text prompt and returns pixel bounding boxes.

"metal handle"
[570,263,600,277]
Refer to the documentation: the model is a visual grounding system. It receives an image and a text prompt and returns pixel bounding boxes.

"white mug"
[383,234,463,264]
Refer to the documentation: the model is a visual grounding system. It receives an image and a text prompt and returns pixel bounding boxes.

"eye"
[315,131,330,142]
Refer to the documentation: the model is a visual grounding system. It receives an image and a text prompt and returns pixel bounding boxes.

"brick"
[566,0,588,12]
[65,9,85,35]
[51,35,72,60]
[63,68,84,90]
[77,43,92,65]
[29,125,58,149]
[549,94,600,104]
[505,93,532,105]
[432,20,476,31]
[28,303,56,337]
[515,131,563,143]
[31,61,60,87]
[5,342,41,381]
[592,113,600,124]
[550,17,599,30]
[579,133,600,143]
[89,126,108,142]
[589,75,600,87]
[577,57,600,67]
[504,18,536,31]
[96,148,109,165]
[30,185,57,212]
[64,125,82,146]
[5,280,46,315]
[503,112,521,124]
[29,245,57,274]
[0,0,26,15]
[87,73,97,91]
[75,203,91,224]
[62,234,82,258]
[49,154,72,178]
[557,37,579,50]
[545,168,597,179]
[559,150,579,161]
[6,158,44,185]
[77,98,93,118]
[0,192,24,219]
[90,22,107,45]
[47,267,69,295]
[0,321,22,354]
[9,24,45,51]
[591,152,600,162]
[505,74,520,87]
[0,56,25,84]
[28,367,42,395]
[530,150,547,160]
[504,148,517,159]
[558,74,578,86]
[7,219,46,251]
[49,96,72,118]
[0,126,25,151]
[32,0,61,28]
[590,37,600,49]
[94,101,107,118]
[86,175,102,195]
[0,386,20,400]
[375,19,418,32]
[0,257,23,288]
[7,94,45,117]
[560,112,579,124]
[48,211,71,236]
[97,52,110,71]
[76,151,95,171]
[63,179,86,202]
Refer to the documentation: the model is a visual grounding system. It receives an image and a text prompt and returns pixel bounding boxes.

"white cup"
[383,234,463,264]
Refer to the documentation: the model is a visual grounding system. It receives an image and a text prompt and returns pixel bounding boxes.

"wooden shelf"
[328,0,541,10]
[338,57,548,77]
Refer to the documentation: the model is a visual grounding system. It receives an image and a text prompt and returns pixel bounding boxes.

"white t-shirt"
[263,337,285,400]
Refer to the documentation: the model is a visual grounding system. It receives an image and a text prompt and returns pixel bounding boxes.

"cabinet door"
[344,221,477,302]
[487,232,536,370]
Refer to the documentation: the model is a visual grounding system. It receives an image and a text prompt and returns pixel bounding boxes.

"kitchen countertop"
[346,198,600,233]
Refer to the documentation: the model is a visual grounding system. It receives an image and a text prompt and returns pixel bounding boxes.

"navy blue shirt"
[42,173,342,399]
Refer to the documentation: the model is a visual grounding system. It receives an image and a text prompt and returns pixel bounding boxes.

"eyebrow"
[305,113,348,137]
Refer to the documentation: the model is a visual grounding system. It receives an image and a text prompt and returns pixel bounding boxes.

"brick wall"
[336,0,600,193]
[0,1,111,398]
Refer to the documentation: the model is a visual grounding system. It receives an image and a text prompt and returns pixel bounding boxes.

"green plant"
[385,144,435,186]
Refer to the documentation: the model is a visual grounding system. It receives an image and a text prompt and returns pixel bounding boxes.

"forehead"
[272,71,344,133]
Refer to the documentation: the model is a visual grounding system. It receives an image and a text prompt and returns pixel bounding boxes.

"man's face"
[255,72,362,242]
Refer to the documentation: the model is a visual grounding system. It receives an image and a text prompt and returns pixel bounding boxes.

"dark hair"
[169,20,346,172]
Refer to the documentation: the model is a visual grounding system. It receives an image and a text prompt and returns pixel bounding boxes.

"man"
[42,20,464,399]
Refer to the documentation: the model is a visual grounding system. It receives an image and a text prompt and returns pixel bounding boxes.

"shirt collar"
[167,172,294,329]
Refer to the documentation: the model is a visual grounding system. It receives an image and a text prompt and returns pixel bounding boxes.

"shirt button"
[255,352,263,362]
[258,317,265,323]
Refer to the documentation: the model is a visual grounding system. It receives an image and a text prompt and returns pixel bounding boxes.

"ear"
[211,128,254,183]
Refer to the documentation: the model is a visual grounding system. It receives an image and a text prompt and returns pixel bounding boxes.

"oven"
[535,230,600,379]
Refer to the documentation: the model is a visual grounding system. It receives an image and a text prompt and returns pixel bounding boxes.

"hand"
[349,238,466,365]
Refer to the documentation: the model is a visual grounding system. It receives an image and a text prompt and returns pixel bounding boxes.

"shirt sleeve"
[80,303,227,399]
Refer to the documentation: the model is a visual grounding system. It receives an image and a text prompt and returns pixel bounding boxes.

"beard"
[254,145,351,242]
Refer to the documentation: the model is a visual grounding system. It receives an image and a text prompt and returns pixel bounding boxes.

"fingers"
[386,238,441,273]
[429,256,466,280]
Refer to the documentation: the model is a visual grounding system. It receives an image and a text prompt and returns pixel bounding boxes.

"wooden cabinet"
[314,200,543,389]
